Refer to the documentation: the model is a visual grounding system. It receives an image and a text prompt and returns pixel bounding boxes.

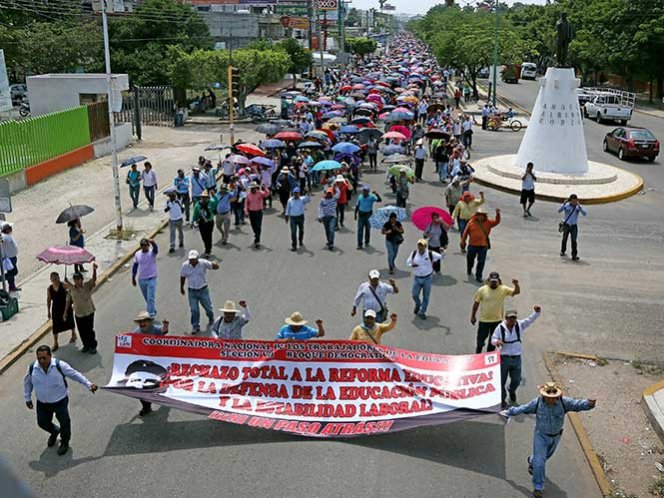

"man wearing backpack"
[23,345,98,455]
[491,305,541,407]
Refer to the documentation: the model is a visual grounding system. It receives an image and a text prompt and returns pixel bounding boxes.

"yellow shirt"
[473,285,515,322]
[349,320,396,344]
[452,197,485,221]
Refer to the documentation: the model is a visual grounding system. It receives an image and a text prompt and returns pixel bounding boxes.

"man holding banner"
[349,310,398,345]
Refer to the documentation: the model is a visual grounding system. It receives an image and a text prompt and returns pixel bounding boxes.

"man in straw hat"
[460,205,500,283]
[491,305,541,406]
[500,382,596,498]
[132,311,169,416]
[406,239,443,319]
[211,300,251,339]
[276,312,325,341]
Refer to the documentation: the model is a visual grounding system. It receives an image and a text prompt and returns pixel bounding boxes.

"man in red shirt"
[244,182,270,249]
[334,175,351,230]
[460,206,501,282]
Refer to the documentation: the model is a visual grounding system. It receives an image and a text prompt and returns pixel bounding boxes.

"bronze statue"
[555,12,573,67]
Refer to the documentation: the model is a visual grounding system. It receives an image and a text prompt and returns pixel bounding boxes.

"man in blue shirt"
[215,184,233,246]
[558,194,587,261]
[173,169,191,222]
[276,312,325,340]
[318,187,340,250]
[285,187,311,251]
[354,184,382,250]
[500,382,596,498]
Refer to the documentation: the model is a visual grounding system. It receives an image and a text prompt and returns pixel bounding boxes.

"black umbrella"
[56,204,95,224]
[425,129,451,140]
[255,123,280,135]
[204,144,230,151]
[356,128,382,140]
[120,156,147,168]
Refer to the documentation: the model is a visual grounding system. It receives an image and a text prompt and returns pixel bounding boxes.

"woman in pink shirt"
[244,182,271,249]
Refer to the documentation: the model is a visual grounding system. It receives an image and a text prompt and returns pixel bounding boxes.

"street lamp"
[491,0,499,107]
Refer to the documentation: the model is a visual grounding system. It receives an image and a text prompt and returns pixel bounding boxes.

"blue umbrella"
[369,206,407,229]
[382,144,404,156]
[120,156,147,168]
[312,160,342,172]
[298,141,324,148]
[251,157,275,168]
[322,111,343,119]
[332,142,361,154]
[389,111,414,121]
[340,125,360,134]
[260,139,286,149]
[294,95,310,103]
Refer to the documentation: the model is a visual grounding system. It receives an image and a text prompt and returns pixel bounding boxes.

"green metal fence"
[0,106,91,177]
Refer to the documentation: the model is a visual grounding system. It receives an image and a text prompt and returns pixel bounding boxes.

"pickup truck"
[583,90,635,125]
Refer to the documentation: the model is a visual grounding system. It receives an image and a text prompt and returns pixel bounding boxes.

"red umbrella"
[37,246,95,265]
[235,143,265,157]
[274,131,303,141]
[411,206,454,230]
[389,125,411,139]
[340,85,352,92]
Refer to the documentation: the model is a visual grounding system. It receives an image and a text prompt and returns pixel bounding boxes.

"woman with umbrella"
[47,272,76,351]
[395,170,413,208]
[381,212,405,275]
[423,213,449,274]
[68,219,86,273]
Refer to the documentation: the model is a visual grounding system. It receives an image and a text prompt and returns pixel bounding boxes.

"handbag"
[475,219,491,250]
[558,206,576,233]
[393,233,404,245]
[368,285,387,319]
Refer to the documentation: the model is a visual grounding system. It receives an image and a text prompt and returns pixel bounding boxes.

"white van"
[520,62,538,80]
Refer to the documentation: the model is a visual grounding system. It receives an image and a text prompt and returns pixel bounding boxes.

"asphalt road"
[3,100,664,497]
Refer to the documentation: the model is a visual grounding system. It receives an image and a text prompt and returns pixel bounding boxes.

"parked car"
[577,88,593,106]
[478,67,490,79]
[584,89,635,124]
[603,127,659,162]
[9,84,27,104]
[520,62,538,80]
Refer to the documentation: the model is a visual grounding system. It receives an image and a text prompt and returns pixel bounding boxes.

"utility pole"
[308,0,314,75]
[491,0,499,107]
[317,3,324,72]
[101,0,123,233]
[228,65,234,145]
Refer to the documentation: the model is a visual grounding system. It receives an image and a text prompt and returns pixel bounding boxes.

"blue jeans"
[438,161,449,181]
[466,245,488,281]
[500,355,522,402]
[457,218,468,236]
[138,277,157,316]
[322,216,336,246]
[386,240,399,270]
[411,274,432,314]
[143,185,155,208]
[531,430,562,491]
[357,212,371,247]
[129,185,140,208]
[188,286,214,331]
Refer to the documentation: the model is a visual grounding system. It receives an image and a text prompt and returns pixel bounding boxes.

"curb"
[543,352,612,497]
[634,107,664,120]
[642,379,664,444]
[0,213,171,376]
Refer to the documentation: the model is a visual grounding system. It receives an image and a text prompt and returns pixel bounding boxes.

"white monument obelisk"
[515,67,588,174]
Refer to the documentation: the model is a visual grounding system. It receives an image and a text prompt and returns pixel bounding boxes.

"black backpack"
[498,322,521,344]
[29,359,68,387]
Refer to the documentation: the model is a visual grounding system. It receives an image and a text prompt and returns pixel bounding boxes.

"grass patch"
[631,361,664,377]
[105,224,138,241]
[649,476,664,497]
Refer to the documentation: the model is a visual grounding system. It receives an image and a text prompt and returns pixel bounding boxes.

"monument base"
[473,155,643,204]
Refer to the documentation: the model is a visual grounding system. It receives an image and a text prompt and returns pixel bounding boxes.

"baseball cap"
[368,269,380,279]
[505,310,518,318]
[488,271,500,282]
[188,249,200,259]
[364,310,377,318]
[362,184,371,191]
[292,187,301,193]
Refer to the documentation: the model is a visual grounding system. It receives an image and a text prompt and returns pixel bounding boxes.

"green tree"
[109,0,212,86]
[345,37,378,58]
[275,38,312,86]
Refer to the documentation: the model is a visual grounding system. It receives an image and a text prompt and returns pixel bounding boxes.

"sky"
[348,0,548,15]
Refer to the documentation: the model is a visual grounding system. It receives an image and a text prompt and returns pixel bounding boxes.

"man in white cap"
[349,310,398,345]
[244,182,270,249]
[351,270,399,323]
[276,312,324,340]
[500,382,596,498]
[180,250,220,334]
[211,300,251,339]
[406,239,443,319]
[413,139,428,182]
[491,305,541,406]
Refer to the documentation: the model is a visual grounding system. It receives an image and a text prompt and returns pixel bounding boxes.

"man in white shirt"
[164,189,184,253]
[520,162,537,217]
[351,269,399,322]
[180,250,220,334]
[24,345,98,455]
[406,239,443,319]
[413,140,428,182]
[481,104,490,130]
[141,161,158,211]
[461,115,473,149]
[221,154,235,184]
[491,305,542,406]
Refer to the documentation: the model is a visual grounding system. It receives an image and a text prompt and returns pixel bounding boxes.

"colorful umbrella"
[250,157,275,168]
[55,205,95,224]
[369,206,407,229]
[228,154,251,165]
[235,143,265,157]
[388,164,415,178]
[332,142,361,154]
[389,125,411,139]
[37,245,96,265]
[260,139,286,149]
[274,131,303,141]
[382,144,405,156]
[298,141,324,148]
[306,130,330,141]
[388,111,414,122]
[340,125,360,134]
[312,160,342,172]
[411,206,454,230]
[382,131,407,140]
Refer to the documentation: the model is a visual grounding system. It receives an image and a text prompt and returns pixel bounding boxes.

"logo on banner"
[315,0,338,11]
[485,354,498,365]
[117,334,132,348]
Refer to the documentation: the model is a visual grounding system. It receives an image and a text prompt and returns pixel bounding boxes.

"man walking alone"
[180,250,220,334]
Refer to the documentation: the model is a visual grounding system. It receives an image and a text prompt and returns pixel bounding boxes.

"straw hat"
[539,382,562,398]
[476,206,489,215]
[219,300,239,314]
[285,312,307,326]
[133,311,153,322]
[249,182,259,189]
[200,191,210,198]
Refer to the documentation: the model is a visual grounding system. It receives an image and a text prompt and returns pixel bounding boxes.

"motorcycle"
[19,100,30,118]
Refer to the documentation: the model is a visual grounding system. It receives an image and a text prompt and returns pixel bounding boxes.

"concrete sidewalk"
[0,121,266,369]
[642,379,664,443]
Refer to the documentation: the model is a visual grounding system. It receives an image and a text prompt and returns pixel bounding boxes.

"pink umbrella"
[378,112,390,120]
[389,125,411,139]
[411,206,454,230]
[228,154,251,165]
[382,131,407,140]
[37,246,95,265]
[393,107,411,113]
